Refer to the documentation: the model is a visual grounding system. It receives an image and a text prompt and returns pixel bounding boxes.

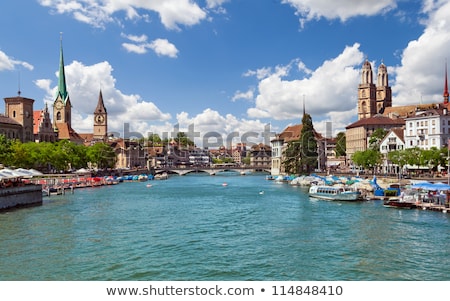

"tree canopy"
[0,135,116,172]
[282,113,318,175]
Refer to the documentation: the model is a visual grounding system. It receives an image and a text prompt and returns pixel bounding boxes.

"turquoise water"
[0,173,449,281]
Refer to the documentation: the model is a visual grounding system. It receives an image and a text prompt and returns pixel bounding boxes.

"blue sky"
[0,0,449,146]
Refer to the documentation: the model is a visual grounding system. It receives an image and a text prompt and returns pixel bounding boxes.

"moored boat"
[309,185,362,201]
[383,198,416,209]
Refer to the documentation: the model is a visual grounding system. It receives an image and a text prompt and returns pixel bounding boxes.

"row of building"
[1,37,449,174]
[270,59,450,176]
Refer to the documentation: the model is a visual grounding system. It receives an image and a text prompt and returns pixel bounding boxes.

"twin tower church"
[0,38,108,145]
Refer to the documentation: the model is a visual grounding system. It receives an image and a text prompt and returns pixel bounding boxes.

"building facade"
[379,128,405,174]
[33,104,57,142]
[4,95,34,142]
[404,107,450,149]
[358,60,392,120]
[346,114,405,162]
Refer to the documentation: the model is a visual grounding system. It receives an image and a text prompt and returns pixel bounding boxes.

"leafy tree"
[299,113,318,174]
[368,128,387,150]
[282,140,302,174]
[175,132,194,148]
[387,149,408,174]
[351,149,382,173]
[0,134,13,166]
[87,142,116,169]
[335,132,346,157]
[147,134,162,146]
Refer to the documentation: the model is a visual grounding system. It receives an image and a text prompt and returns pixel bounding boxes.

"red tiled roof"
[55,123,84,144]
[346,114,405,129]
[279,124,302,142]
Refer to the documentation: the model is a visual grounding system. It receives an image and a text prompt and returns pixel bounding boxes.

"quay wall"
[0,184,43,211]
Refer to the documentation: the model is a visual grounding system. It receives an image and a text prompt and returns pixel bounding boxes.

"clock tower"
[51,34,83,144]
[93,90,107,141]
[53,35,72,128]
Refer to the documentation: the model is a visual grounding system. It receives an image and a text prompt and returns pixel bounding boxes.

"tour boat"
[308,185,361,201]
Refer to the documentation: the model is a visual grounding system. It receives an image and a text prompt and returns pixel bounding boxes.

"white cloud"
[122,35,178,58]
[206,0,229,9]
[247,43,363,125]
[121,33,148,43]
[148,39,179,58]
[231,89,254,102]
[175,109,274,147]
[393,0,450,106]
[282,0,397,26]
[38,0,207,30]
[36,60,171,134]
[122,43,148,54]
[0,50,34,71]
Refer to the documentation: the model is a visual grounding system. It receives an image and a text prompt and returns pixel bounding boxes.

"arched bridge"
[154,166,271,176]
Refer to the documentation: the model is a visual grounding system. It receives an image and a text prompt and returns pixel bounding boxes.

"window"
[56,112,61,120]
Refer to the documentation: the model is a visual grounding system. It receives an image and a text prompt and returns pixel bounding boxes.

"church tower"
[358,59,392,120]
[53,35,72,129]
[358,59,377,120]
[376,61,392,113]
[444,61,449,105]
[4,93,35,142]
[93,90,108,141]
[52,34,83,143]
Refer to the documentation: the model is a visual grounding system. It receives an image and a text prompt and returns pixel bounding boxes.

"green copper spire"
[57,33,69,103]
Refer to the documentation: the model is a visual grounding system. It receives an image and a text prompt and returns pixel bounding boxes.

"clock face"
[95,115,104,123]
[55,102,63,110]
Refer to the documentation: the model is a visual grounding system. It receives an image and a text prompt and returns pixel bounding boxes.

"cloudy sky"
[0,0,449,146]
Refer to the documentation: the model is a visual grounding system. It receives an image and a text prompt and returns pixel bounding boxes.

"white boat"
[309,185,361,201]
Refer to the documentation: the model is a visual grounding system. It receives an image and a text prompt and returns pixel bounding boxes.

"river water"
[0,173,449,281]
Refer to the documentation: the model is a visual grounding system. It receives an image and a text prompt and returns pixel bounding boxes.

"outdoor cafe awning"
[411,182,450,191]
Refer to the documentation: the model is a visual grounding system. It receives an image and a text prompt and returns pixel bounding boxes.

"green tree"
[351,149,382,173]
[335,132,346,157]
[148,134,162,146]
[368,128,387,150]
[299,113,318,174]
[0,134,13,166]
[282,140,302,174]
[175,132,194,148]
[387,149,408,175]
[87,142,116,169]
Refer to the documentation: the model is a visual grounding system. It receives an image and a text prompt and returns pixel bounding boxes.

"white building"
[379,128,405,174]
[404,107,450,150]
[270,135,284,176]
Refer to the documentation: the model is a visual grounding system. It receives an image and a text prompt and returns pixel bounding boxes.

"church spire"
[444,60,449,104]
[95,89,107,113]
[57,33,69,103]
